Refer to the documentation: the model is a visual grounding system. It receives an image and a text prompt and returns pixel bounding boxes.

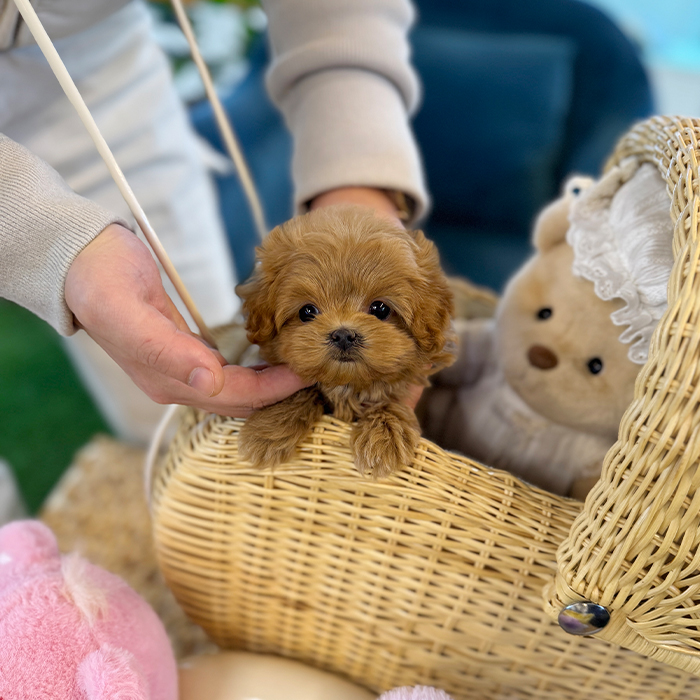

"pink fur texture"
[0,520,177,699]
[78,645,150,699]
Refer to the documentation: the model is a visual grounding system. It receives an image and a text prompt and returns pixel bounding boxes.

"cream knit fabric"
[264,0,428,221]
[0,134,128,334]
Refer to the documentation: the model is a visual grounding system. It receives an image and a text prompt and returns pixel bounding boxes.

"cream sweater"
[0,0,426,334]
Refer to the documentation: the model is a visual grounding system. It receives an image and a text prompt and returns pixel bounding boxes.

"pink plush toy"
[379,688,454,700]
[0,520,178,699]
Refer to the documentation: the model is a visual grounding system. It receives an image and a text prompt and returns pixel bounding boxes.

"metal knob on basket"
[558,602,611,636]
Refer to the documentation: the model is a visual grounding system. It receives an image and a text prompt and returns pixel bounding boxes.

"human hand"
[65,224,307,416]
[310,186,405,228]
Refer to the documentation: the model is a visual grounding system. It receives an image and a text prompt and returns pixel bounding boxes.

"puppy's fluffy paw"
[238,387,326,467]
[238,419,300,467]
[351,405,420,479]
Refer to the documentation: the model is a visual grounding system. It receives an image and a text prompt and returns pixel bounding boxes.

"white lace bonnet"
[564,158,674,364]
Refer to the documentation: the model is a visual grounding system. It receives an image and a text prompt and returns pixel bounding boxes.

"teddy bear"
[419,160,673,499]
[0,519,178,699]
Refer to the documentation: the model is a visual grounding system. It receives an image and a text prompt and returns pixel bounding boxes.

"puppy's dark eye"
[587,358,603,375]
[368,300,391,320]
[299,304,319,322]
[536,307,553,320]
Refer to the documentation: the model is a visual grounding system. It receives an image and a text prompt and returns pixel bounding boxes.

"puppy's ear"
[533,176,593,252]
[236,216,308,347]
[407,229,457,370]
[236,262,278,347]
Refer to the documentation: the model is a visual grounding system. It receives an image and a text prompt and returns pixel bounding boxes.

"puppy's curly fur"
[236,205,456,478]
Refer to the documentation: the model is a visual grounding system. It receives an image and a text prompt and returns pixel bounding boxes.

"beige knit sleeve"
[0,133,129,335]
[262,0,429,224]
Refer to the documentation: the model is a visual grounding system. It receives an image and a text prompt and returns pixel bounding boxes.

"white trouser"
[0,1,239,444]
[0,460,26,525]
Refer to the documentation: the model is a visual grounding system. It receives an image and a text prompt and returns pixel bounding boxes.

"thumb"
[87,302,227,402]
[135,318,227,398]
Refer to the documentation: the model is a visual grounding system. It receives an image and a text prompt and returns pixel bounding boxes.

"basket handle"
[545,116,700,674]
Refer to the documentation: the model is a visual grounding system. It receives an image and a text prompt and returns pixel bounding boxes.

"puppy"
[236,205,456,478]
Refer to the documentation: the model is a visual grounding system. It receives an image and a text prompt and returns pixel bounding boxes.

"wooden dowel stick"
[169,0,268,242]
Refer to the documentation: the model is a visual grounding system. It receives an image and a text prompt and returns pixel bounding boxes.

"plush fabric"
[379,687,453,700]
[420,178,644,498]
[0,520,178,699]
[567,161,673,363]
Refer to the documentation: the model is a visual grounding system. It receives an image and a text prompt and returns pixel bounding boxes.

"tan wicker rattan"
[151,116,700,698]
[546,116,700,672]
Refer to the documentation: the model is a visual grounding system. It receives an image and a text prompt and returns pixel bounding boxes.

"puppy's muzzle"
[328,328,363,352]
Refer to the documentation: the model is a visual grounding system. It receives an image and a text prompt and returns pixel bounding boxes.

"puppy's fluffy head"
[237,206,456,389]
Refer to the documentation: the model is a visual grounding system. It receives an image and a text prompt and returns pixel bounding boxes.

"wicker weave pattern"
[546,117,700,674]
[154,409,700,698]
[152,116,700,698]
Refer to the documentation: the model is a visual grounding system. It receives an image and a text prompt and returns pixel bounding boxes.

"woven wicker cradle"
[150,116,700,699]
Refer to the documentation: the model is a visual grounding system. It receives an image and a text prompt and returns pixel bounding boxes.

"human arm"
[0,132,124,334]
[262,0,428,226]
[1,134,306,416]
[260,0,429,405]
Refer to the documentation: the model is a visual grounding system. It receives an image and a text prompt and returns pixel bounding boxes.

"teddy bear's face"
[495,241,641,439]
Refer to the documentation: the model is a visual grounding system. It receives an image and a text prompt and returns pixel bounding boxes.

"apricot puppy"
[236,205,456,478]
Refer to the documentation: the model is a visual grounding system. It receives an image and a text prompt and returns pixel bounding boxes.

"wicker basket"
[150,116,700,699]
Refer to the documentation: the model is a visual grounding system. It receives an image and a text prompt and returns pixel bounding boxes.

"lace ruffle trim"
[565,159,673,365]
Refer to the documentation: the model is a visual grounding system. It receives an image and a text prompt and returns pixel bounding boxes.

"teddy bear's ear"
[533,176,594,252]
[0,520,59,569]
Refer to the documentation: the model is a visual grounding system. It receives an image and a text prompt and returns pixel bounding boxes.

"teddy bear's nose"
[527,344,558,370]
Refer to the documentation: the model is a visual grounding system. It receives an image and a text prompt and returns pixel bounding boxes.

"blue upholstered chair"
[190,0,653,291]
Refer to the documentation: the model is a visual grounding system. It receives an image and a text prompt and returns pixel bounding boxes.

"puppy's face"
[237,206,455,390]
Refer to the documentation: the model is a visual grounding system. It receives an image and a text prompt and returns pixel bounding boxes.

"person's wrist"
[309,187,407,227]
[65,223,142,322]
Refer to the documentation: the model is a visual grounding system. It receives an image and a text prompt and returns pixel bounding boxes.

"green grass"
[0,300,110,513]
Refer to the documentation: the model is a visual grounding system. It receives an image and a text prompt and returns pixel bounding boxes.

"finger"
[135,327,226,398]
[86,306,227,400]
[203,364,310,416]
[143,294,230,368]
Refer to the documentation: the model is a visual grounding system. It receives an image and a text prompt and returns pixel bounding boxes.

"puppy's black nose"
[329,328,360,351]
